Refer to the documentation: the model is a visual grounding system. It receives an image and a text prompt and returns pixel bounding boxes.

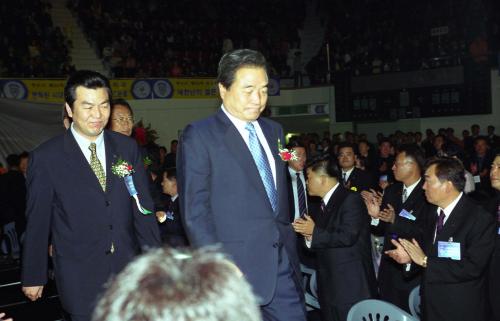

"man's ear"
[65,103,73,118]
[218,83,227,100]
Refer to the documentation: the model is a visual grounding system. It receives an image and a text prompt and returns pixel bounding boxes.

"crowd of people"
[69,0,305,78]
[0,49,499,321]
[306,0,500,84]
[0,0,74,77]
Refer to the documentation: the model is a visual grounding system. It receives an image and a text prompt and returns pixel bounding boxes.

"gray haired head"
[92,246,262,321]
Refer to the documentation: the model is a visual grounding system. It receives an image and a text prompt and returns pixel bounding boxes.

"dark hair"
[163,167,177,181]
[473,136,489,146]
[6,154,20,168]
[307,156,341,181]
[443,144,465,161]
[159,146,167,154]
[111,98,134,116]
[398,144,425,172]
[426,157,465,192]
[19,151,29,159]
[217,49,267,89]
[379,138,392,147]
[64,70,112,109]
[286,140,306,150]
[337,142,359,156]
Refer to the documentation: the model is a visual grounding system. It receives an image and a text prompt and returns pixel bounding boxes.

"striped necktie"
[246,123,277,211]
[296,172,307,216]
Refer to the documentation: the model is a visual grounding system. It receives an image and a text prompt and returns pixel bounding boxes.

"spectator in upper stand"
[164,139,178,169]
[466,136,494,191]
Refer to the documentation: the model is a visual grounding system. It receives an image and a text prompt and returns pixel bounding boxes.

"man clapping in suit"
[21,71,161,321]
[293,157,376,321]
[177,49,306,321]
[387,157,495,321]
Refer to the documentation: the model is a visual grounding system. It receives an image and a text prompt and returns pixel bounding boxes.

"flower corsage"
[278,139,298,161]
[111,159,152,215]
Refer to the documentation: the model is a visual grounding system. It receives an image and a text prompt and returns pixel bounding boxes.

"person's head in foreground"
[92,247,262,321]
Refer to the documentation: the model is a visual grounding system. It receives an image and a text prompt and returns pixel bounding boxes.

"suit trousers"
[261,246,307,321]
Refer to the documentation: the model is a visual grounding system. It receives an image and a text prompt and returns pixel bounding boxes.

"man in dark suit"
[337,142,375,192]
[177,49,306,321]
[293,157,376,321]
[387,157,495,321]
[488,153,500,321]
[21,70,161,321]
[363,144,430,312]
[157,167,189,247]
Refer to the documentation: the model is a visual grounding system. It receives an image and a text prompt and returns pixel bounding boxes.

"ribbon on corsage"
[111,159,152,215]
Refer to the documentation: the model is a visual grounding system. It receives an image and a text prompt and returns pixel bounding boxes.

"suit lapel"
[403,179,424,208]
[437,196,467,241]
[217,111,271,207]
[321,185,348,227]
[103,131,118,195]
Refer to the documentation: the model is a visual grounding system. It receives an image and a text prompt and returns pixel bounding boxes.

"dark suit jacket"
[0,170,26,230]
[489,194,500,321]
[158,196,189,247]
[420,195,495,321]
[21,130,161,315]
[177,110,301,305]
[376,180,431,310]
[310,186,376,308]
[343,167,375,192]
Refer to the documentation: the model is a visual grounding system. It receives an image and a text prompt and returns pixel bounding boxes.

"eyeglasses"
[112,117,134,124]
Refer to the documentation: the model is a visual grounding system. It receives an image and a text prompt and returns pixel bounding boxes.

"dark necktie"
[320,201,326,213]
[436,210,446,235]
[296,172,307,216]
[246,123,278,211]
[342,172,347,186]
[402,187,408,203]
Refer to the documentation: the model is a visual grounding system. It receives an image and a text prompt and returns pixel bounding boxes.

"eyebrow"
[81,100,110,106]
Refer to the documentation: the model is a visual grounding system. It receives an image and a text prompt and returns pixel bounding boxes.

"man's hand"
[22,286,44,301]
[400,238,427,267]
[292,215,315,237]
[0,312,13,321]
[385,239,411,264]
[361,189,382,218]
[155,211,167,223]
[379,204,396,223]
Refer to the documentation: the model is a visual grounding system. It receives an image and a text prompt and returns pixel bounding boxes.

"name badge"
[399,209,416,221]
[473,175,481,183]
[166,211,174,221]
[437,241,461,260]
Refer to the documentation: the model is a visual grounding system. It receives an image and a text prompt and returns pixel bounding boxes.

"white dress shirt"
[70,123,107,176]
[288,167,308,219]
[221,105,276,187]
[341,167,355,182]
[433,192,463,242]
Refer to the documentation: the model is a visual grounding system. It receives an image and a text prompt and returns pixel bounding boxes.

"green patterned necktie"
[89,142,106,191]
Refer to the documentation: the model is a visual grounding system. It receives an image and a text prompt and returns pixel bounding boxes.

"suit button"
[105,200,111,206]
[273,242,282,248]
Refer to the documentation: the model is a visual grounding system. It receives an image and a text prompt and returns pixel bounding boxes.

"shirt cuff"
[371,218,380,226]
[405,263,412,271]
[305,238,312,249]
